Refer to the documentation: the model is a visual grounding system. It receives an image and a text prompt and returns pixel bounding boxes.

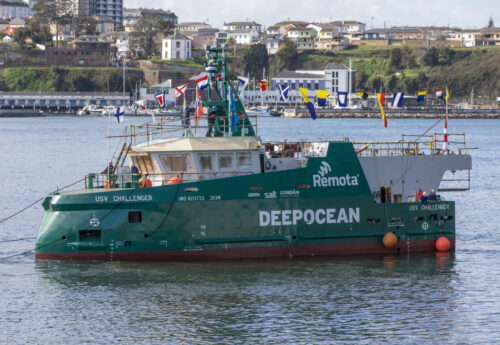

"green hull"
[35,142,455,261]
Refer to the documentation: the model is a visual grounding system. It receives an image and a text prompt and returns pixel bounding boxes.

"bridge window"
[218,153,234,170]
[237,152,252,167]
[199,154,214,171]
[161,154,193,172]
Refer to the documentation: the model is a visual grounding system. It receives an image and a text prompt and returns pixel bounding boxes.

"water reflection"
[29,255,460,344]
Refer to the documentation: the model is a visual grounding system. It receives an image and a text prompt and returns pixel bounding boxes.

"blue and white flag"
[278,84,289,102]
[391,92,404,108]
[115,107,124,123]
[238,76,249,89]
[229,89,239,132]
[337,91,348,107]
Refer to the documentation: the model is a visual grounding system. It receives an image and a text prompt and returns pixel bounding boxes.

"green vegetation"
[267,45,500,101]
[0,45,498,102]
[150,58,204,68]
[0,67,145,93]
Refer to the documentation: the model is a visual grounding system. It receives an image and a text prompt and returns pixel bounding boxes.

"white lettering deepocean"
[258,208,361,227]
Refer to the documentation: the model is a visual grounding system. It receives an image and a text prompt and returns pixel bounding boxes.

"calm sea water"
[0,115,499,344]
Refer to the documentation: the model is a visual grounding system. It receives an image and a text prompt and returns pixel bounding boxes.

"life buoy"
[264,161,271,170]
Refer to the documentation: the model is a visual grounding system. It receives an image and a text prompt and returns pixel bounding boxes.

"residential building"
[458,27,500,47]
[389,27,425,40]
[8,17,27,29]
[330,20,365,34]
[162,33,191,60]
[287,27,315,50]
[123,8,177,32]
[78,0,123,29]
[215,30,229,45]
[0,18,9,31]
[182,28,218,48]
[287,27,315,41]
[95,15,115,34]
[175,22,211,33]
[266,25,286,35]
[230,28,259,45]
[101,31,129,58]
[223,21,262,33]
[0,0,30,19]
[2,35,12,43]
[362,28,391,40]
[314,31,348,51]
[260,34,285,54]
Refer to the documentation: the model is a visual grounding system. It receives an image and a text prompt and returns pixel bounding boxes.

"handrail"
[84,171,254,189]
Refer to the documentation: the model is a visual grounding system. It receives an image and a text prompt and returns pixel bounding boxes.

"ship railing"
[354,133,472,157]
[84,171,253,189]
[120,115,259,146]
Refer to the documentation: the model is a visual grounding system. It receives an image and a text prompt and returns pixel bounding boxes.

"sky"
[125,0,499,29]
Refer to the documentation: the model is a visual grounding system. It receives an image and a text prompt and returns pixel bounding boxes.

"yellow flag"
[183,96,187,109]
[299,88,311,103]
[445,88,450,101]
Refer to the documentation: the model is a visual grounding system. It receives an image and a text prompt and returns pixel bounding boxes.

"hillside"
[0,46,498,103]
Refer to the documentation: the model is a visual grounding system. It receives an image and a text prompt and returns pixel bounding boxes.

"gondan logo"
[312,160,359,188]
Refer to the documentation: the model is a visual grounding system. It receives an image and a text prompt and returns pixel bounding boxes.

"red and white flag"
[441,115,448,154]
[135,100,146,110]
[215,73,223,81]
[195,88,203,129]
[175,83,188,99]
[196,75,208,90]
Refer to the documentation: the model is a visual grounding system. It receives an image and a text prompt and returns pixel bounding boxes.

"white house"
[223,21,262,33]
[2,35,12,43]
[324,62,351,93]
[331,20,365,34]
[230,28,259,45]
[260,34,285,54]
[162,33,192,60]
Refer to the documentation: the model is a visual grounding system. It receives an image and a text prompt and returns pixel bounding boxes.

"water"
[0,116,499,344]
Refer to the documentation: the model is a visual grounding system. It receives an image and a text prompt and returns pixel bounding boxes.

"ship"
[35,44,472,261]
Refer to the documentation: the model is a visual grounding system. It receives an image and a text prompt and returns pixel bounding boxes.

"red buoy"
[435,237,451,252]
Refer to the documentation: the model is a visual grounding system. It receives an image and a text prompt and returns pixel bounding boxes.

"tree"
[242,43,269,79]
[13,27,30,48]
[129,15,168,58]
[73,16,99,38]
[487,15,494,28]
[33,0,75,47]
[423,47,439,66]
[389,48,402,70]
[275,40,298,71]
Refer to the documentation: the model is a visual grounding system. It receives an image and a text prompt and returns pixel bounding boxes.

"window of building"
[176,51,180,59]
[165,41,168,48]
[176,41,180,48]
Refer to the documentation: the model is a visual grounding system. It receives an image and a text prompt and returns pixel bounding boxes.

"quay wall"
[284,109,500,119]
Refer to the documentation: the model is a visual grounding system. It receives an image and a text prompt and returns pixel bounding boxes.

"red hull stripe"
[35,239,455,261]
